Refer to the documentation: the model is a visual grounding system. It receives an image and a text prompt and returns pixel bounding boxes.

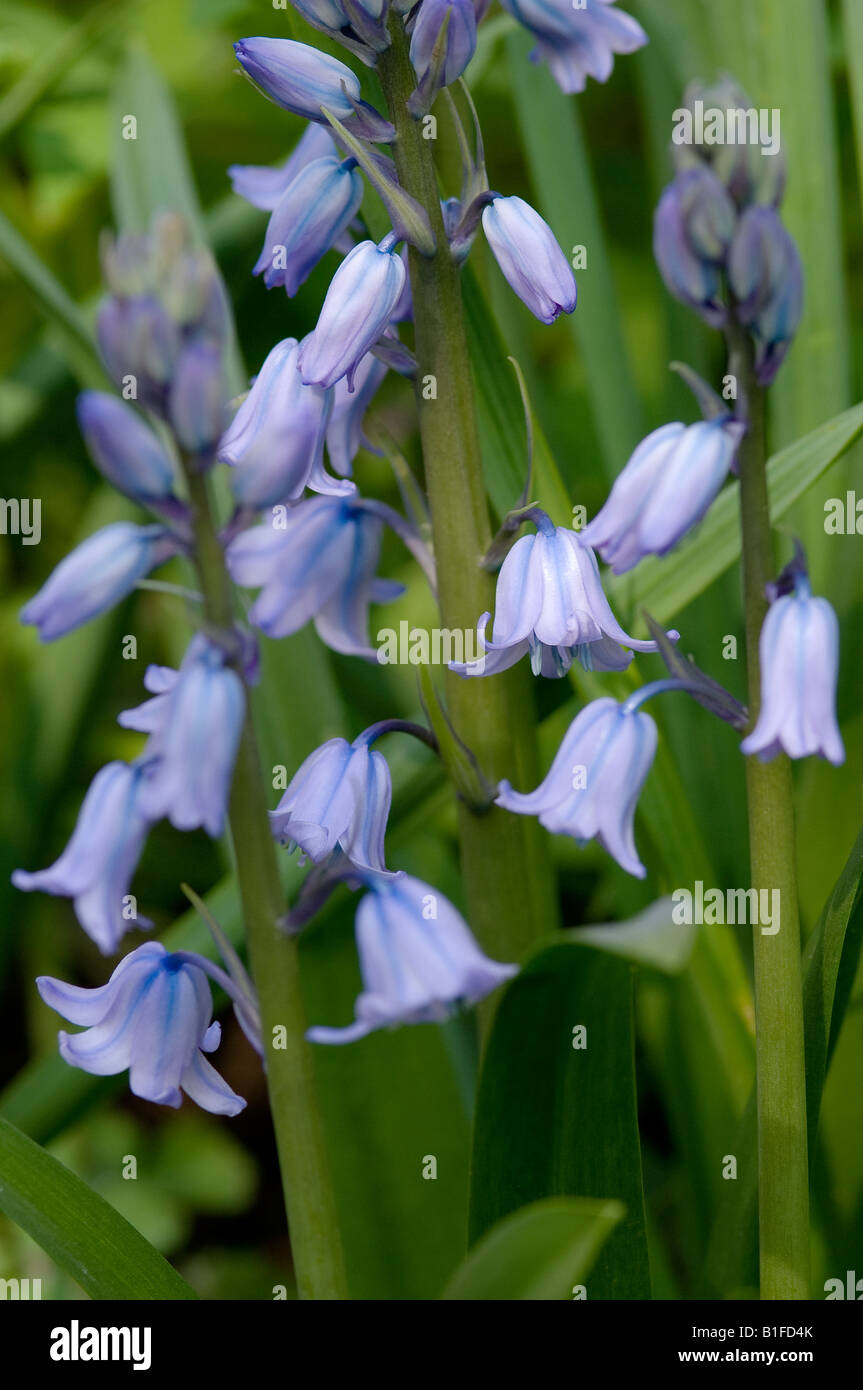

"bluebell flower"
[228,124,338,210]
[226,494,402,656]
[307,872,516,1043]
[218,338,352,509]
[96,295,181,411]
[234,38,361,121]
[451,512,669,678]
[299,237,407,390]
[21,522,179,641]
[410,0,477,95]
[252,155,364,296]
[168,338,226,454]
[326,350,388,477]
[580,417,745,573]
[481,195,576,324]
[728,206,803,386]
[270,733,391,870]
[741,578,843,765]
[672,77,786,210]
[497,695,657,877]
[125,635,245,839]
[13,762,152,953]
[76,391,177,506]
[290,0,350,34]
[500,0,646,95]
[653,168,737,327]
[37,942,245,1115]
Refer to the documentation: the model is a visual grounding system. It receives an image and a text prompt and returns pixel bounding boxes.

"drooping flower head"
[121,634,246,839]
[298,236,407,390]
[37,942,246,1115]
[581,416,745,573]
[20,522,180,642]
[499,0,647,95]
[481,195,576,324]
[452,511,673,678]
[12,762,153,954]
[741,570,843,766]
[497,694,658,877]
[307,872,517,1043]
[218,338,353,509]
[270,731,392,871]
[233,38,361,120]
[252,155,364,297]
[226,493,403,657]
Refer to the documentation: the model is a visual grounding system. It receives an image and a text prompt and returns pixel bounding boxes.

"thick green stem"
[181,463,348,1300]
[731,333,810,1299]
[378,25,559,967]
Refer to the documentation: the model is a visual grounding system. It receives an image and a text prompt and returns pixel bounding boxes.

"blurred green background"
[1,0,861,1299]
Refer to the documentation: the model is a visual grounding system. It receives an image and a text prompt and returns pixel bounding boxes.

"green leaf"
[0,1117,197,1299]
[470,924,651,1298]
[507,29,644,478]
[443,1197,623,1300]
[704,822,863,1295]
[608,402,863,627]
[462,264,572,525]
[0,209,106,387]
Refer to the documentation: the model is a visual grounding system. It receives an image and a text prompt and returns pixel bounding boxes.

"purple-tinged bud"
[497,696,658,878]
[228,124,338,210]
[253,156,364,296]
[672,76,786,210]
[410,0,477,94]
[307,873,516,1043]
[728,206,802,386]
[234,37,361,121]
[481,195,576,324]
[13,762,152,953]
[741,576,843,765]
[290,0,349,32]
[581,417,745,573]
[76,392,175,505]
[37,942,246,1113]
[21,523,179,641]
[96,295,180,410]
[653,168,737,327]
[298,238,407,390]
[500,0,646,95]
[218,338,350,508]
[169,339,226,454]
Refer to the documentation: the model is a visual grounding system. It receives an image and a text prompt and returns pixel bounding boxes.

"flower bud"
[218,338,350,508]
[168,339,226,454]
[298,238,406,390]
[233,37,361,121]
[21,523,178,641]
[481,195,576,324]
[653,168,737,327]
[410,0,477,98]
[96,295,180,409]
[728,206,803,386]
[253,156,364,296]
[76,392,176,505]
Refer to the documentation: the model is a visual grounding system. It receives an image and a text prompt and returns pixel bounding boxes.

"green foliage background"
[0,0,861,1299]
